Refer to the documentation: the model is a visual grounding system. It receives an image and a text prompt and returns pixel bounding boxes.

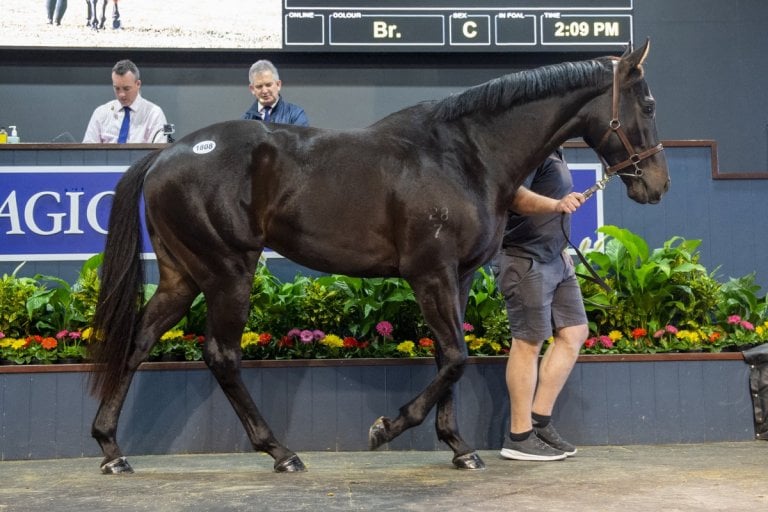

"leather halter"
[595,59,664,177]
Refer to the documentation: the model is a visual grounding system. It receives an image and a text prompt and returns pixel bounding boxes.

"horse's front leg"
[433,272,484,469]
[111,0,121,28]
[368,270,484,470]
[203,279,305,473]
[85,0,95,27]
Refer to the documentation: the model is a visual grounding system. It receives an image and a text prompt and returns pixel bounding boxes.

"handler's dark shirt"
[501,150,573,263]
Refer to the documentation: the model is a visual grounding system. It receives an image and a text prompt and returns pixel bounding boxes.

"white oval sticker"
[193,140,216,154]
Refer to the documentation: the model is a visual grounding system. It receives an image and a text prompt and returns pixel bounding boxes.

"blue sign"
[0,164,604,261]
[569,163,605,250]
[0,166,136,261]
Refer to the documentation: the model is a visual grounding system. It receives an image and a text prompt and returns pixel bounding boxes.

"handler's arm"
[510,187,586,215]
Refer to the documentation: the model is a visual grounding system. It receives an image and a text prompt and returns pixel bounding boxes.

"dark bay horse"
[86,0,120,29]
[89,40,669,474]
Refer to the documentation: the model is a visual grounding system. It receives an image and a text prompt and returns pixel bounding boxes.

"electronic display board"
[284,1,633,52]
[0,0,631,52]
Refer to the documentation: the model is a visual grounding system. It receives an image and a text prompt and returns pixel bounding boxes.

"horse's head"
[585,39,670,204]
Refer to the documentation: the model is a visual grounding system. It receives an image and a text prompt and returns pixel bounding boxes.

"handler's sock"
[532,412,551,428]
[508,429,533,442]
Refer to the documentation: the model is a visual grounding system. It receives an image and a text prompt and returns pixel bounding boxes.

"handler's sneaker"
[535,423,577,456]
[500,431,566,461]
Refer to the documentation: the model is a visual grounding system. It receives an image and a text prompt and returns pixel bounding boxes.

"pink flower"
[584,337,596,348]
[69,331,81,339]
[299,330,314,343]
[376,321,393,338]
[56,330,69,340]
[287,328,302,338]
[653,329,665,338]
[727,315,742,325]
[665,325,678,334]
[312,329,325,341]
[740,320,755,331]
[0,331,4,339]
[599,336,614,349]
[463,323,474,332]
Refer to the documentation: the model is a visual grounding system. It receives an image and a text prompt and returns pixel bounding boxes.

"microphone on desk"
[151,124,176,143]
[51,132,77,143]
[163,123,175,143]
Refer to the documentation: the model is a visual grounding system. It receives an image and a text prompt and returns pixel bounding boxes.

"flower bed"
[1,226,768,365]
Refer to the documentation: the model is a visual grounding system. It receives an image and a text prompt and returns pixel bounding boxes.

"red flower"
[584,337,596,349]
[257,333,272,346]
[631,328,647,340]
[278,336,294,348]
[343,337,359,348]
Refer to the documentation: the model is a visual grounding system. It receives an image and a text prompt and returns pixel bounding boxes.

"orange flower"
[418,338,434,348]
[631,328,647,340]
[41,337,58,350]
[257,333,272,345]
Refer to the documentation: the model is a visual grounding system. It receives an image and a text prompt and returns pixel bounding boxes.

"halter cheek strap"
[596,60,664,177]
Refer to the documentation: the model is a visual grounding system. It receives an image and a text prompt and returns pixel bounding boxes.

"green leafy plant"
[0,263,42,338]
[578,226,722,345]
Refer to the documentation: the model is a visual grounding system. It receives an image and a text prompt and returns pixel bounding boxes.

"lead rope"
[562,174,615,294]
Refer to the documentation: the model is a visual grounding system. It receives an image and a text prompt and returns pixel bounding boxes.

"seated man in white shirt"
[83,59,169,144]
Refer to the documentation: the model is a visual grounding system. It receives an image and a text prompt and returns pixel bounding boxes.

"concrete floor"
[1,442,767,511]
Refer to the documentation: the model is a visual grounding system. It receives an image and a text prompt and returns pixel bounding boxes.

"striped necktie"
[117,107,131,143]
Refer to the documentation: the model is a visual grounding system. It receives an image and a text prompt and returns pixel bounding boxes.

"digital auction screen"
[0,0,632,52]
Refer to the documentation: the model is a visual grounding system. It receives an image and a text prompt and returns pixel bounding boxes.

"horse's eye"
[642,104,655,116]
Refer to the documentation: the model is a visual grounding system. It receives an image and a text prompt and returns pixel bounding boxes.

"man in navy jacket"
[241,60,309,126]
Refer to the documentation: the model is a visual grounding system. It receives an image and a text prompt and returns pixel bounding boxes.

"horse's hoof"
[100,456,134,474]
[274,454,306,473]
[452,452,486,470]
[368,416,391,450]
[112,18,121,29]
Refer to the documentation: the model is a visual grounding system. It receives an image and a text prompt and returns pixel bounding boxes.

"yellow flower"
[82,327,92,340]
[241,332,260,348]
[489,341,501,353]
[757,325,765,337]
[396,340,415,357]
[320,334,343,348]
[0,338,11,348]
[161,329,184,341]
[608,330,623,341]
[465,334,485,351]
[11,339,26,350]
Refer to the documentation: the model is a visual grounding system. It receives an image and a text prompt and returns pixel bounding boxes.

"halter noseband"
[595,59,664,178]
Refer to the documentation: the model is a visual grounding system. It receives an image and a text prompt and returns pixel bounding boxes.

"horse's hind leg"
[203,273,305,472]
[97,0,107,28]
[93,266,199,474]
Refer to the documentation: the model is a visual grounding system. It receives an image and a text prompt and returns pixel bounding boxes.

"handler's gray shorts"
[493,250,587,342]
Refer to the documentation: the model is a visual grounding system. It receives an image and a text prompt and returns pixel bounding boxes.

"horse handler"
[494,148,588,461]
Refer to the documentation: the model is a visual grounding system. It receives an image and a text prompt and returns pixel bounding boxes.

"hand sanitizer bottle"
[7,126,20,144]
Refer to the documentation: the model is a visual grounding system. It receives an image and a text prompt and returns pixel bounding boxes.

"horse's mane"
[431,59,609,121]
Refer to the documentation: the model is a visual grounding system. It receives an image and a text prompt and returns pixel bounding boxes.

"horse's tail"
[88,150,161,401]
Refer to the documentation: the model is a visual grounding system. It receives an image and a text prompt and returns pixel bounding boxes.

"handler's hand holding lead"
[556,192,586,214]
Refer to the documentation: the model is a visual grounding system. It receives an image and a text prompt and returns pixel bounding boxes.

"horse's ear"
[623,38,650,67]
[619,38,650,81]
